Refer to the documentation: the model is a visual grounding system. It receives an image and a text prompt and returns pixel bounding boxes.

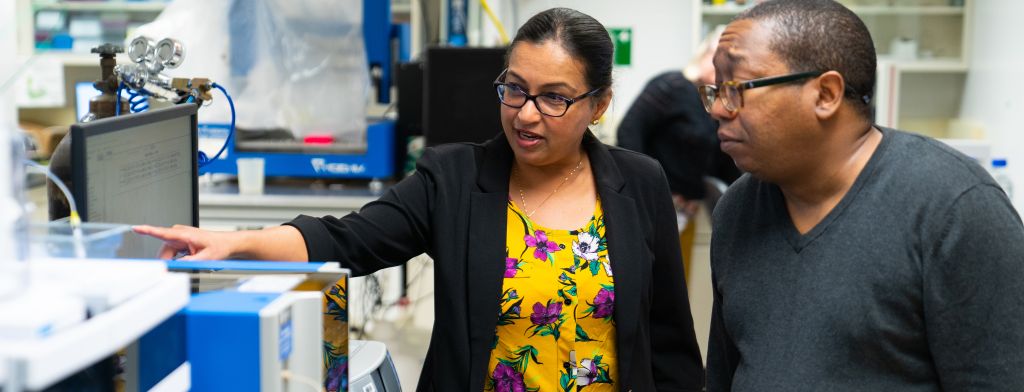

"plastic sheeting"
[133,0,370,141]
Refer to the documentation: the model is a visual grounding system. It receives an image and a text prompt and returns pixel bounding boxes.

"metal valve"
[116,36,213,105]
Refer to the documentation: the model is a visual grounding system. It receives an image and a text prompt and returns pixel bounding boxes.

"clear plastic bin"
[30,221,132,259]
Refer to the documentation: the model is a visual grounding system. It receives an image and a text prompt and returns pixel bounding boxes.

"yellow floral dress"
[486,200,617,392]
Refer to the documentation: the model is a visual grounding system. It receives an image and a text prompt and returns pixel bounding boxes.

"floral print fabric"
[486,200,617,391]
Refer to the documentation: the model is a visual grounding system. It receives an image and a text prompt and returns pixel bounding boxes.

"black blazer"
[288,131,704,391]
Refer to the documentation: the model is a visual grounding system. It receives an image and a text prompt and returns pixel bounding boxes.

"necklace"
[514,157,585,218]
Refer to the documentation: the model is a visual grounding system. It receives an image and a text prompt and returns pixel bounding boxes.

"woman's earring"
[591,119,599,125]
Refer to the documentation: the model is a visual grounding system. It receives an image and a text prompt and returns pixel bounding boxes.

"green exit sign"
[608,27,632,66]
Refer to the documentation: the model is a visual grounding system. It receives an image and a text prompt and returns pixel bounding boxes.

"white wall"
[1,0,18,259]
[498,0,695,143]
[1,0,17,151]
[960,0,1024,209]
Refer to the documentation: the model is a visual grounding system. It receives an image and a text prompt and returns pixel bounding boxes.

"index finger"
[133,225,188,242]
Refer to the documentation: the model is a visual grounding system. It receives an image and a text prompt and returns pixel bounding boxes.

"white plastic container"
[236,157,266,195]
[992,158,1014,200]
[30,221,131,259]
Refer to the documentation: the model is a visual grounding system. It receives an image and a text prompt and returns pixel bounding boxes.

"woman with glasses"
[135,7,703,391]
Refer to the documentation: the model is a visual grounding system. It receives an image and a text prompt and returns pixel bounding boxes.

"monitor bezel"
[70,103,200,227]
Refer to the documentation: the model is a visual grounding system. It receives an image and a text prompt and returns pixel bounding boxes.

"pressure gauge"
[156,38,185,69]
[127,36,155,64]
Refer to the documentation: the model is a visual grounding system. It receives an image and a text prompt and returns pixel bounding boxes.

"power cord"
[23,160,86,258]
[355,273,384,339]
[114,82,150,115]
[358,256,435,341]
[480,0,510,44]
[113,81,235,169]
[197,82,236,167]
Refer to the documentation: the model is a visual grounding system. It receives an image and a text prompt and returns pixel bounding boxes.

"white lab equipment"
[350,340,402,392]
[141,290,324,392]
[0,132,28,299]
[153,260,354,391]
[0,259,190,392]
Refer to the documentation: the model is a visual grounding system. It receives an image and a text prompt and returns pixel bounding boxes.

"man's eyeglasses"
[699,70,824,113]
[494,69,603,117]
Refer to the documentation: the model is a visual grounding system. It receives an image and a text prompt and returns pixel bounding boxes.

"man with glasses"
[705,1,1024,391]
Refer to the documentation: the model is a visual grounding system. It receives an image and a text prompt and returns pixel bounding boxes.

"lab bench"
[198,181,382,230]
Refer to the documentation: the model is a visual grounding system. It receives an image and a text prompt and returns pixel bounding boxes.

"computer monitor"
[71,104,199,258]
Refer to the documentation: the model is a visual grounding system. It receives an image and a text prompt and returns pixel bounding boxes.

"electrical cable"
[479,0,510,44]
[115,82,233,168]
[115,83,123,116]
[23,160,86,258]
[127,89,149,113]
[115,82,150,115]
[359,256,435,341]
[196,83,236,167]
[394,256,434,332]
[357,273,384,339]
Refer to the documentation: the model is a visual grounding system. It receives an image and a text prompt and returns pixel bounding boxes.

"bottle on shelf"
[991,158,1014,200]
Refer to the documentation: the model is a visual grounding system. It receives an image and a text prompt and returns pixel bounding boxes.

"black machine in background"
[394,46,506,176]
[396,62,424,138]
[395,61,424,176]
[421,47,507,146]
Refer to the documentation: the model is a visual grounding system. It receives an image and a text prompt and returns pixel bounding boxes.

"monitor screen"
[75,82,95,122]
[75,81,136,121]
[71,104,199,258]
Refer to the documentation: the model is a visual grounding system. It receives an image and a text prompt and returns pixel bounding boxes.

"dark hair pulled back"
[508,8,613,96]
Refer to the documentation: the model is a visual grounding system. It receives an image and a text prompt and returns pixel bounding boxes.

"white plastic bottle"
[992,158,1014,200]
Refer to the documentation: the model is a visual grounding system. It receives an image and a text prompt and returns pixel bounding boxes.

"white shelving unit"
[16,0,168,58]
[31,51,126,67]
[847,5,964,15]
[32,1,167,13]
[0,259,190,391]
[703,4,965,16]
[692,0,974,138]
[18,0,412,65]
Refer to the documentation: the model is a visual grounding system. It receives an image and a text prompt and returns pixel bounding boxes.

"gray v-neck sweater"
[708,128,1024,391]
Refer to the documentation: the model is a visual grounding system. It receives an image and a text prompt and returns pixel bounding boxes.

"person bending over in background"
[616,25,740,267]
[137,7,704,392]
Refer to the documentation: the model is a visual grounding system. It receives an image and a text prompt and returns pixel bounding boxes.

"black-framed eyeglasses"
[699,70,824,113]
[493,68,603,117]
